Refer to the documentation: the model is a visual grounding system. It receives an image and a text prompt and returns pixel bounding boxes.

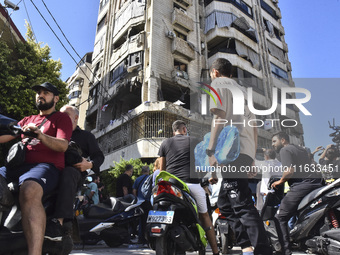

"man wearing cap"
[0,82,72,255]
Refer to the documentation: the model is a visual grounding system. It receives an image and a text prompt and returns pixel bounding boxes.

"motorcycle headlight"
[325,188,340,197]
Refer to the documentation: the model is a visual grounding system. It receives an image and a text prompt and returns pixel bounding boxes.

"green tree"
[100,158,154,197]
[0,22,68,120]
[0,22,69,164]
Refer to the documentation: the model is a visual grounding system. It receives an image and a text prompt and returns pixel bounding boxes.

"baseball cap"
[32,82,60,95]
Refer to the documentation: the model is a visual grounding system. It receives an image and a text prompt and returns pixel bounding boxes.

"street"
[70,242,313,255]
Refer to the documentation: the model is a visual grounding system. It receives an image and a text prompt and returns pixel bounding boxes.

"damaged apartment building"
[82,0,304,170]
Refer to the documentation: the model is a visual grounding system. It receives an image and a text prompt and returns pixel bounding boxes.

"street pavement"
[70,242,314,255]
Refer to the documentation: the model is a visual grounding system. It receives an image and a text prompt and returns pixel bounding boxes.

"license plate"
[147,211,174,224]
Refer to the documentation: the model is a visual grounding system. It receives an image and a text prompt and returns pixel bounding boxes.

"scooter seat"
[297,185,325,210]
[84,203,116,219]
[298,179,340,210]
[110,195,137,213]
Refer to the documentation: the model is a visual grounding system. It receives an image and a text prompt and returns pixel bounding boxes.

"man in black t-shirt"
[271,132,322,255]
[116,164,133,197]
[158,120,219,255]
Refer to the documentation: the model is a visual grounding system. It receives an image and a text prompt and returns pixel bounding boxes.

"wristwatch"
[206,149,215,157]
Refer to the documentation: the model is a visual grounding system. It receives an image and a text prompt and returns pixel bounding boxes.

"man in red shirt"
[0,82,72,255]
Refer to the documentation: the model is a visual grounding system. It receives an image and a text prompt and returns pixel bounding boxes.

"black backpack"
[141,174,153,199]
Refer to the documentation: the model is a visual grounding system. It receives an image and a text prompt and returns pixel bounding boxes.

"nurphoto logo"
[198,82,312,128]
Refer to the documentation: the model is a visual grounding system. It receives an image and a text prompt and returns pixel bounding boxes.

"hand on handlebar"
[271,180,283,190]
[22,124,40,139]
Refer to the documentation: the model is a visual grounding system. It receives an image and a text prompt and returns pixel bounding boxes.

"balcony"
[172,8,194,32]
[172,37,195,61]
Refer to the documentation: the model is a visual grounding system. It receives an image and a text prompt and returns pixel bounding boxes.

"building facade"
[0,3,25,48]
[66,52,93,129]
[86,0,304,170]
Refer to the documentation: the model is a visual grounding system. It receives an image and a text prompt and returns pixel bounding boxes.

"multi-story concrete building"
[66,52,93,129]
[0,3,24,48]
[86,0,304,170]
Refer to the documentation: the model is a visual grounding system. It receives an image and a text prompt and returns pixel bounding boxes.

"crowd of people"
[0,58,339,255]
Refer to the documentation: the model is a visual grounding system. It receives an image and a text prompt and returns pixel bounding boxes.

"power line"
[28,0,107,102]
[30,0,161,150]
[22,0,37,41]
[39,0,112,104]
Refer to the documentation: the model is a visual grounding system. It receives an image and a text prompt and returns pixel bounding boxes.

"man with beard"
[271,131,322,255]
[0,82,72,255]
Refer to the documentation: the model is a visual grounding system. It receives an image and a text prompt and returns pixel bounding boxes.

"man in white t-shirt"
[207,58,272,255]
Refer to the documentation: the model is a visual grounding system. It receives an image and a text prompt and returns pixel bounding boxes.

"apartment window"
[174,30,187,41]
[89,85,99,108]
[277,88,294,109]
[204,0,252,18]
[260,0,279,20]
[263,18,281,41]
[113,32,128,50]
[68,90,81,100]
[128,51,143,68]
[236,68,264,95]
[97,14,107,33]
[174,60,189,80]
[109,60,127,87]
[99,0,109,12]
[270,63,289,83]
[208,38,237,58]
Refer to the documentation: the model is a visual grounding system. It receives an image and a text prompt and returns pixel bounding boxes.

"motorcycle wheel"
[220,232,228,255]
[198,248,206,255]
[103,238,123,248]
[155,236,176,255]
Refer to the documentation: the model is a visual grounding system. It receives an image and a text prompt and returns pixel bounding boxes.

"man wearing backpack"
[132,165,151,245]
[132,166,150,200]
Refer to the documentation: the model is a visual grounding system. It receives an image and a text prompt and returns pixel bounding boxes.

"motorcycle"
[261,176,340,254]
[146,171,207,255]
[211,207,234,255]
[0,114,68,254]
[77,194,145,247]
[205,177,234,255]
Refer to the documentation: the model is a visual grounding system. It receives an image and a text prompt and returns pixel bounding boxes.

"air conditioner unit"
[179,8,187,14]
[167,31,176,39]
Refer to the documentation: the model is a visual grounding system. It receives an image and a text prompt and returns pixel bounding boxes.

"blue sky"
[4,0,340,156]
[279,1,340,157]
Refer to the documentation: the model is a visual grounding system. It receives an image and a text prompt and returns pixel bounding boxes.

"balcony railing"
[97,111,210,155]
[172,8,194,32]
[172,37,195,61]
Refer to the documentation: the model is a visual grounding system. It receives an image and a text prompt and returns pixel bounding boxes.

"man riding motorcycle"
[0,82,73,255]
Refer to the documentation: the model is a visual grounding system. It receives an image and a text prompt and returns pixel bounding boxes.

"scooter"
[0,114,68,254]
[211,207,234,255]
[76,194,145,247]
[146,171,207,255]
[261,176,340,254]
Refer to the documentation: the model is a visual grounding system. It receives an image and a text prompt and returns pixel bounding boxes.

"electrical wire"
[29,0,161,150]
[39,0,111,104]
[28,0,107,102]
[22,0,37,41]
